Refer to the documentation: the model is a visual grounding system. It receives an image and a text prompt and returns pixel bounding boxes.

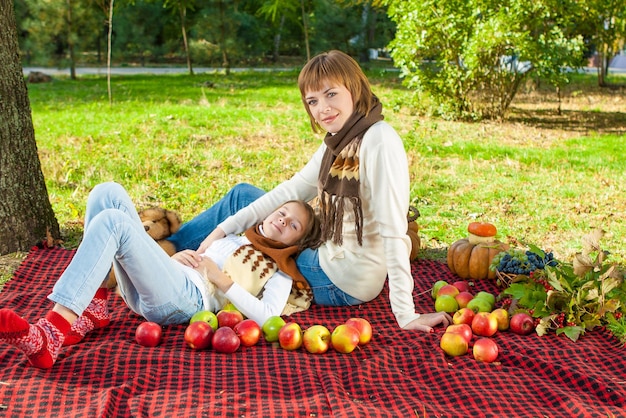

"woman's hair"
[284,200,322,251]
[298,50,374,133]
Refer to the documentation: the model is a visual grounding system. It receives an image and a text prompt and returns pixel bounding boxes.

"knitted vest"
[222,245,313,316]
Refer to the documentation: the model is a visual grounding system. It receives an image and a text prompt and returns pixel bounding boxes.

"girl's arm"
[223,272,292,326]
[195,256,291,326]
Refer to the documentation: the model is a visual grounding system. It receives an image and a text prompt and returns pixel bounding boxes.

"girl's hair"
[283,200,322,251]
[298,50,374,133]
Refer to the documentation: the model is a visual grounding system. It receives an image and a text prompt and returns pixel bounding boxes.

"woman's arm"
[364,123,450,330]
[216,144,325,236]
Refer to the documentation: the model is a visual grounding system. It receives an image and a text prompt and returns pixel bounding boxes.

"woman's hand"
[197,227,226,253]
[194,257,233,293]
[402,312,453,333]
[171,249,203,268]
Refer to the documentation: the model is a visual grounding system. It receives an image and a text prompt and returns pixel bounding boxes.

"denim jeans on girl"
[48,182,203,325]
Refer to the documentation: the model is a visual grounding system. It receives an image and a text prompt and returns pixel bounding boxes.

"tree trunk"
[107,0,114,105]
[218,0,230,75]
[273,15,285,63]
[0,0,60,255]
[179,6,194,76]
[300,0,310,62]
[67,0,76,80]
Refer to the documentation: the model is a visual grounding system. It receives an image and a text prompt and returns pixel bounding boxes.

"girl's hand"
[171,249,203,268]
[402,312,452,333]
[197,227,226,253]
[195,257,233,293]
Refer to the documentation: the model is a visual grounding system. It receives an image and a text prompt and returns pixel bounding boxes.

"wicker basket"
[495,269,518,288]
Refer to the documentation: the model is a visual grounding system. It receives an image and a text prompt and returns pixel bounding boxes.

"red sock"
[63,288,111,346]
[0,309,71,369]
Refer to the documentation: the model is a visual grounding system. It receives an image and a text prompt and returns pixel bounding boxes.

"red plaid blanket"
[1,245,625,417]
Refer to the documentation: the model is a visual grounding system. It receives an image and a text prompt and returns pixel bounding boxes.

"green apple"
[431,280,449,300]
[189,310,219,331]
[474,291,496,308]
[262,315,286,342]
[434,295,459,313]
[466,297,492,313]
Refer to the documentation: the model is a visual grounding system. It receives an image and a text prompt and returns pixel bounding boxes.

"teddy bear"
[407,205,421,261]
[105,207,182,289]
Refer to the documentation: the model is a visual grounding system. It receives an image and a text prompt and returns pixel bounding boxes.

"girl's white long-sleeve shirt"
[178,234,292,326]
[218,121,420,328]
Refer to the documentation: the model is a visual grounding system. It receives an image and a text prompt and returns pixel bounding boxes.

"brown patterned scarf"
[318,97,384,245]
[244,225,306,287]
[219,225,314,315]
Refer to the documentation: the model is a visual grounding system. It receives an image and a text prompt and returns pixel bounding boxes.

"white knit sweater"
[218,121,419,328]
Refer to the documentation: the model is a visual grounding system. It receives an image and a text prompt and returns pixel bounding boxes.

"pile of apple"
[432,279,535,363]
[134,304,373,355]
[264,316,372,354]
[134,305,251,353]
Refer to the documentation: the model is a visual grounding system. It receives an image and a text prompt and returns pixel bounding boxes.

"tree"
[383,0,585,120]
[257,0,312,61]
[164,0,196,75]
[579,0,626,86]
[0,0,60,254]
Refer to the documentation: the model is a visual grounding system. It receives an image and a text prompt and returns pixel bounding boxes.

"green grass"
[27,70,626,267]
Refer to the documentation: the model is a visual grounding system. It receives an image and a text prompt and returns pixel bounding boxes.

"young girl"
[0,182,320,369]
[167,50,452,333]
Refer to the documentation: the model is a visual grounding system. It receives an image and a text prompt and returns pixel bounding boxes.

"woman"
[168,50,451,333]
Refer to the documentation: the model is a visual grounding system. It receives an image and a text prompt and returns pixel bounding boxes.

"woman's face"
[262,201,309,246]
[304,82,354,134]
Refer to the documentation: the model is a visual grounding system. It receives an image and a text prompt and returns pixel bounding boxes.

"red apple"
[471,312,498,337]
[184,321,214,350]
[437,284,460,298]
[445,324,473,343]
[278,322,303,351]
[233,319,262,347]
[303,325,331,354]
[212,326,241,353]
[440,332,469,356]
[190,310,219,331]
[452,280,471,293]
[331,324,361,354]
[473,337,499,363]
[345,317,372,345]
[489,308,510,331]
[452,307,476,326]
[455,292,474,309]
[509,312,536,335]
[262,315,286,342]
[216,308,244,329]
[135,321,162,347]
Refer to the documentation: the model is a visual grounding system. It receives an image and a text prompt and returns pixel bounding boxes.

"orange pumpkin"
[468,222,497,237]
[447,238,509,280]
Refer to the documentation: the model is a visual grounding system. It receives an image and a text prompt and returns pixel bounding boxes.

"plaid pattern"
[1,245,625,417]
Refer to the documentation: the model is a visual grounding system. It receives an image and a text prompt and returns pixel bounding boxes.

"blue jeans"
[49,182,203,325]
[168,183,363,307]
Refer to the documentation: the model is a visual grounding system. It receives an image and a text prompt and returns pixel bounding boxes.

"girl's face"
[262,201,309,245]
[304,82,354,134]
